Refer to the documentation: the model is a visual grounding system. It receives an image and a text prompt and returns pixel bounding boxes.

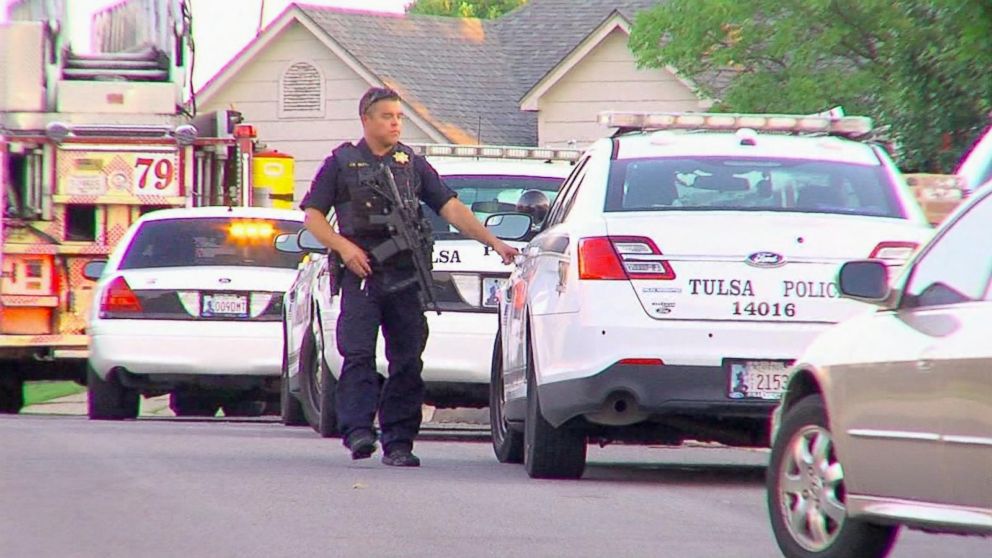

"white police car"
[85,207,305,419]
[488,112,936,479]
[279,145,578,436]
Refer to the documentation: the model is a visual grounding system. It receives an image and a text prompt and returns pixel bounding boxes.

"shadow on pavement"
[582,460,767,487]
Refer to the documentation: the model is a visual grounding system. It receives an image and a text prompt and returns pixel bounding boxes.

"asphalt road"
[2,415,989,558]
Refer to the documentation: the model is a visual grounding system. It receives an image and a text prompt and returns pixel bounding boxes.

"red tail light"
[869,241,918,261]
[578,238,627,280]
[618,358,665,366]
[101,276,142,314]
[578,236,676,280]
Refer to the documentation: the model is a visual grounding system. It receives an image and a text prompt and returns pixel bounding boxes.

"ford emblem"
[746,251,786,268]
[218,278,232,284]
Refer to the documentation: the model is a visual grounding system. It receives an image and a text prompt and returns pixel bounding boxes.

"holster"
[328,252,345,296]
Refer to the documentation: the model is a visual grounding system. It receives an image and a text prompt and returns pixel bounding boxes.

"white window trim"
[278,60,325,119]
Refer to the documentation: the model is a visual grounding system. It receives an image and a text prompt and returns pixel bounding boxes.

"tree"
[406,0,527,19]
[628,0,992,172]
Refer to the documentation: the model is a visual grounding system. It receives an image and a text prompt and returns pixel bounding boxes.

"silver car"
[767,183,992,557]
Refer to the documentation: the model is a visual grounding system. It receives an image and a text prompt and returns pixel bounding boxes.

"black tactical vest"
[332,142,424,269]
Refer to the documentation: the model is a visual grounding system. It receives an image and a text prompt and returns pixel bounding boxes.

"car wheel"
[767,395,898,558]
[490,331,523,464]
[87,366,139,420]
[523,337,586,480]
[280,321,307,427]
[0,374,24,414]
[299,323,338,438]
[169,391,220,417]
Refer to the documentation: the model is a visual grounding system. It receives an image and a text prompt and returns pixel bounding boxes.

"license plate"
[201,293,248,317]
[482,277,502,308]
[727,360,791,400]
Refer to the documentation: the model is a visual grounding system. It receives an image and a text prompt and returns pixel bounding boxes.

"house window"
[279,61,324,118]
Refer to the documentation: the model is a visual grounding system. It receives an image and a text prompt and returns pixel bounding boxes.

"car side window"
[902,192,992,308]
[544,157,588,228]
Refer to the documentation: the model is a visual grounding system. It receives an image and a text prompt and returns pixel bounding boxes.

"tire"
[169,391,220,417]
[280,321,307,426]
[299,323,338,438]
[767,395,898,558]
[87,366,139,420]
[490,331,523,464]
[523,337,586,480]
[0,375,24,414]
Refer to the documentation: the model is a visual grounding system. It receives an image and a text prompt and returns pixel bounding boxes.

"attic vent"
[279,61,324,117]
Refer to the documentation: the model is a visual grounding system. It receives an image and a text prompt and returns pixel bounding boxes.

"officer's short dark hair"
[359,87,401,116]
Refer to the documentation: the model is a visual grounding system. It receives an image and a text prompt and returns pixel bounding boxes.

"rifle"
[366,164,440,315]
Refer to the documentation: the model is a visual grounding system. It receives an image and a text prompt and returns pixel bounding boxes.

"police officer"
[300,87,518,467]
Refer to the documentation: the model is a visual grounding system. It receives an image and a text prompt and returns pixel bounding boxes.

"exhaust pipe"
[586,392,649,426]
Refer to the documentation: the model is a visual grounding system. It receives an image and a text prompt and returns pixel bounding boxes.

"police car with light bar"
[488,111,935,479]
[278,144,577,435]
[84,207,305,419]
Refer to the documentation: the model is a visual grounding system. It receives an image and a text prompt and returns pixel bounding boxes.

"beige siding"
[199,21,433,201]
[537,28,703,148]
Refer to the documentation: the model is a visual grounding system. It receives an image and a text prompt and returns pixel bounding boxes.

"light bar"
[598,111,873,138]
[409,143,582,162]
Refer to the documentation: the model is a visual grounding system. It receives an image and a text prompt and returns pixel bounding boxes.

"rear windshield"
[428,175,564,238]
[119,217,304,270]
[605,157,903,218]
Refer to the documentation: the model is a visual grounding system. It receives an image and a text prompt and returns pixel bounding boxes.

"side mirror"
[297,229,326,252]
[838,260,890,303]
[484,213,532,241]
[274,233,302,254]
[82,260,107,280]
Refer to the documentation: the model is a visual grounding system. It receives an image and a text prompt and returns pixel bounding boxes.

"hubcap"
[778,425,847,551]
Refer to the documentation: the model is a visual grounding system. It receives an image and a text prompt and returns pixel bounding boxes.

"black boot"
[382,444,420,467]
[345,430,377,460]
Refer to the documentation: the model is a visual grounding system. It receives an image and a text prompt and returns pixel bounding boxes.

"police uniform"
[300,139,455,455]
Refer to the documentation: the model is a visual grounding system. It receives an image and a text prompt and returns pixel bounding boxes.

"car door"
[835,189,992,505]
[502,156,589,401]
[900,192,992,509]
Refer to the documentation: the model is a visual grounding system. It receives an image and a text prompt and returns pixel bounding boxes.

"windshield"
[427,175,564,238]
[119,217,304,270]
[605,157,904,218]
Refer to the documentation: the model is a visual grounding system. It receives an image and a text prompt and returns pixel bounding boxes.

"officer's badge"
[393,151,410,165]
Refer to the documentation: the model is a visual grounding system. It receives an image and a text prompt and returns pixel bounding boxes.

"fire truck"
[0,0,263,413]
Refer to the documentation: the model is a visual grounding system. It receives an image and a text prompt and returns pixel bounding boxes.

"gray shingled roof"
[299,6,536,145]
[494,0,664,100]
[296,1,673,146]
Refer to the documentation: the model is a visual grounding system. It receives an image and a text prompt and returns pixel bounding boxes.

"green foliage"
[23,381,85,407]
[629,0,992,172]
[406,0,527,19]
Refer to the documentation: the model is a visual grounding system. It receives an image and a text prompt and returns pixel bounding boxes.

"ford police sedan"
[85,207,304,419]
[767,182,992,557]
[488,112,935,479]
[279,147,576,436]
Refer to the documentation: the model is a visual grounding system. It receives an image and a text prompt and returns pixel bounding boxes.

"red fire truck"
[1,0,263,412]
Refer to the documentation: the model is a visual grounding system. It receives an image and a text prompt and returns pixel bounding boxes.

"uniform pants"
[335,271,427,451]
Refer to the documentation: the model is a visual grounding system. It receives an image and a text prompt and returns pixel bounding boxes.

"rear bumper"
[537,362,778,428]
[89,319,282,379]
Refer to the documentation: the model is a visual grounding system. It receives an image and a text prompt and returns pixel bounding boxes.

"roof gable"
[298,6,535,145]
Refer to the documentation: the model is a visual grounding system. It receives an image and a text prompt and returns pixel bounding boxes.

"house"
[195,0,715,199]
